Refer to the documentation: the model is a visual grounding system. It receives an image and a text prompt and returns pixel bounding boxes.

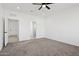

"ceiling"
[1,3,79,16]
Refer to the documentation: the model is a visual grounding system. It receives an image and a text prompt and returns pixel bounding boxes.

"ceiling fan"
[33,3,53,10]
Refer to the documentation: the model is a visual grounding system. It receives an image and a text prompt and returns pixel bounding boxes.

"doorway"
[32,21,37,39]
[8,19,19,43]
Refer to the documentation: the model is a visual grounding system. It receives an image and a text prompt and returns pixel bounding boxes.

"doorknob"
[4,32,7,33]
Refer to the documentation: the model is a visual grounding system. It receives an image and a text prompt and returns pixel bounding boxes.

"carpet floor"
[0,38,79,56]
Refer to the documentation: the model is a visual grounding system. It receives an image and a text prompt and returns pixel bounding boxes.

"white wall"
[45,5,79,46]
[18,13,45,41]
[0,4,3,50]
[4,9,45,42]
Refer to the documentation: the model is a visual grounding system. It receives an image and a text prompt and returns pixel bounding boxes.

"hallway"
[8,35,18,43]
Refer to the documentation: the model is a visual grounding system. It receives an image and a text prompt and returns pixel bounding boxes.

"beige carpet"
[0,38,79,56]
[8,35,18,43]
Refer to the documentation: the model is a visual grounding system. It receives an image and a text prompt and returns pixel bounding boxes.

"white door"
[3,17,8,47]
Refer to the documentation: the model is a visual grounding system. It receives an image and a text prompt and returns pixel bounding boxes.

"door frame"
[3,17,8,48]
[8,18,19,42]
[3,17,5,48]
[32,21,37,39]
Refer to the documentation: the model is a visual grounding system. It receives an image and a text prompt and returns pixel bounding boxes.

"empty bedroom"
[0,3,79,56]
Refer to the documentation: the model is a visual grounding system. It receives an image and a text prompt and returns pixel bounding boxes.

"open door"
[3,17,8,48]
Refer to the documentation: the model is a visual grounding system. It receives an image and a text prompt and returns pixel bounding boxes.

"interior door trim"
[3,17,5,48]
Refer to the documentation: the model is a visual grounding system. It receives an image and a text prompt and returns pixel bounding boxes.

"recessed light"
[17,6,20,10]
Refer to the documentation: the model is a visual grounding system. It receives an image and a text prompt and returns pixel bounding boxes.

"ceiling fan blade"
[46,5,50,10]
[32,3,42,5]
[38,6,42,10]
[46,3,53,4]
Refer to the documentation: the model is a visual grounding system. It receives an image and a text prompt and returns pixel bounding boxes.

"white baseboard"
[45,37,79,47]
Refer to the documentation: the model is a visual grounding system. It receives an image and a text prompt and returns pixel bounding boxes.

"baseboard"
[45,37,79,47]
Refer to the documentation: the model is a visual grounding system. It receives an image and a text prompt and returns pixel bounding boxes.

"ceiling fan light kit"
[42,5,46,7]
[33,3,53,10]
